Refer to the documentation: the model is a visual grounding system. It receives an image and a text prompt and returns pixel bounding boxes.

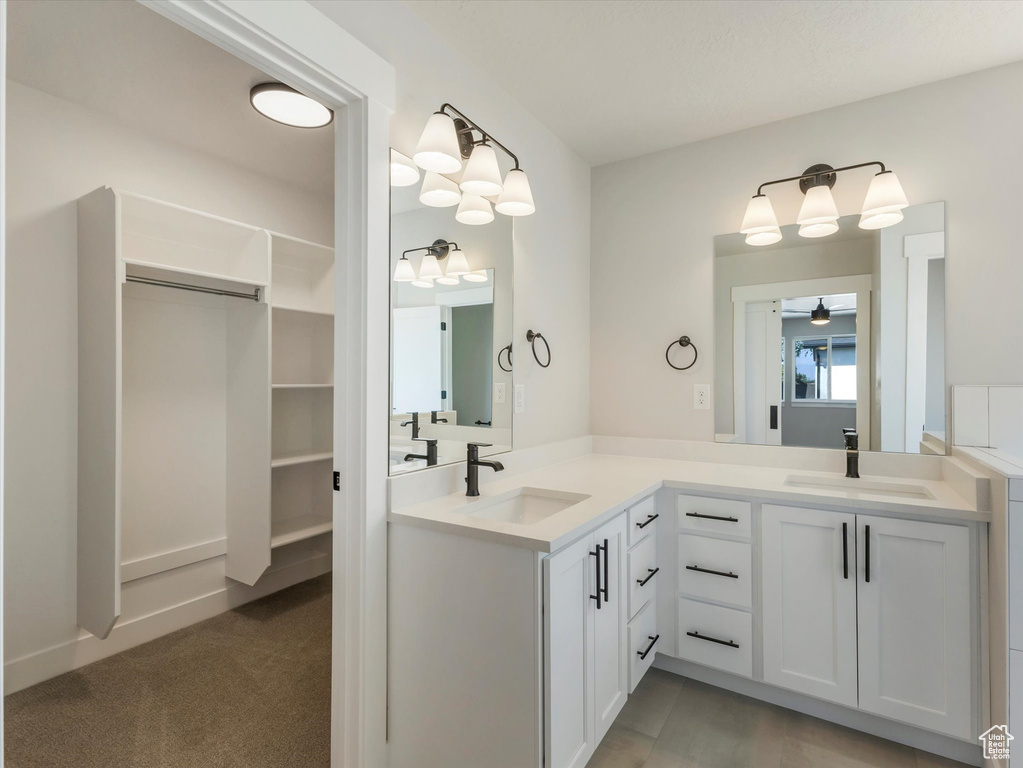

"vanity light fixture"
[390,149,420,187]
[741,162,908,245]
[456,193,495,226]
[249,83,333,128]
[393,255,416,282]
[412,103,535,219]
[394,240,472,288]
[810,298,831,325]
[419,172,462,208]
[463,270,489,283]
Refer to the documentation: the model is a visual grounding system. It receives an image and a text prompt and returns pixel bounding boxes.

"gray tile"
[613,668,685,739]
[643,679,786,768]
[588,724,655,768]
[914,749,973,768]
[782,712,916,768]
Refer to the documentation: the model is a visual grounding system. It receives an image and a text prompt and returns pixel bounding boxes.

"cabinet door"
[762,504,858,706]
[593,514,628,743]
[857,517,972,739]
[545,534,595,768]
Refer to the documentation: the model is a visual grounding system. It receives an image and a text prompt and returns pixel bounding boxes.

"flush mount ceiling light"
[740,161,908,245]
[249,83,333,128]
[390,149,421,187]
[412,103,535,221]
[810,298,832,325]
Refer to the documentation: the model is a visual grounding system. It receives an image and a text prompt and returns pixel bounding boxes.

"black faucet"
[843,429,860,479]
[400,412,420,439]
[430,410,448,424]
[465,442,504,496]
[404,437,438,466]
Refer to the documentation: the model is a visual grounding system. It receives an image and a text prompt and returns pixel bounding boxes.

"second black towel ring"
[498,343,513,372]
[526,330,551,368]
[665,336,698,371]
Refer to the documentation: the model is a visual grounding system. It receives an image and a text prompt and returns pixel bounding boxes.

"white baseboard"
[5,552,331,694]
[653,656,984,767]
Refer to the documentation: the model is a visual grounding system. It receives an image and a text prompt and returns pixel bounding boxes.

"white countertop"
[388,453,988,552]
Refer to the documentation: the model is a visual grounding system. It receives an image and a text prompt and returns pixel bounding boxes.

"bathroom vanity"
[387,448,989,768]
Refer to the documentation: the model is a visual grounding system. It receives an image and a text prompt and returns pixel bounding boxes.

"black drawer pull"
[637,567,659,587]
[637,634,660,660]
[636,513,660,529]
[687,631,739,649]
[685,512,739,523]
[685,564,738,579]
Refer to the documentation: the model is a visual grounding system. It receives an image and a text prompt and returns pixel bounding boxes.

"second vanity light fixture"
[410,104,535,223]
[740,162,908,246]
[393,239,475,288]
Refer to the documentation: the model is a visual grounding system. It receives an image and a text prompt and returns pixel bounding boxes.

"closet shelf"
[271,450,332,469]
[271,304,334,318]
[123,258,269,289]
[270,514,332,549]
[272,383,333,390]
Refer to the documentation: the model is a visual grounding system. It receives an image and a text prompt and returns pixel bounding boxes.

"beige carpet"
[5,574,332,768]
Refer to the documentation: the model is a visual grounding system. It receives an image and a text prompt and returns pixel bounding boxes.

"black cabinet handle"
[864,524,870,583]
[842,522,848,580]
[589,546,602,609]
[601,538,609,604]
[687,631,739,649]
[636,513,659,529]
[685,512,739,523]
[637,567,659,587]
[637,634,660,660]
[685,564,738,579]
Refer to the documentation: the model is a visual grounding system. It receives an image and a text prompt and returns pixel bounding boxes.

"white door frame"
[732,275,872,446]
[0,0,8,755]
[903,232,945,452]
[133,3,394,766]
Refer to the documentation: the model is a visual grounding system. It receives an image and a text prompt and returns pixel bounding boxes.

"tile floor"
[589,669,972,768]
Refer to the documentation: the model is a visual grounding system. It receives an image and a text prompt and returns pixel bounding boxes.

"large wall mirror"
[714,201,946,454]
[389,156,513,475]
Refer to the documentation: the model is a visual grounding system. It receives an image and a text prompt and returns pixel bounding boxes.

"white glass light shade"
[250,83,333,128]
[859,171,908,230]
[455,193,494,225]
[445,248,471,276]
[797,185,840,238]
[393,257,416,282]
[413,112,463,174]
[460,143,503,197]
[411,279,434,289]
[435,275,460,286]
[745,228,783,246]
[419,172,461,208]
[390,149,420,187]
[740,195,779,235]
[496,169,536,216]
[463,270,489,283]
[417,253,443,280]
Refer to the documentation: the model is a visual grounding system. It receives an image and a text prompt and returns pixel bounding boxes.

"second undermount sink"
[785,474,935,500]
[458,487,591,525]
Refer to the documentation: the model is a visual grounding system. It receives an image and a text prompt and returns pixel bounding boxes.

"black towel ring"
[665,336,698,371]
[526,330,551,368]
[498,343,513,372]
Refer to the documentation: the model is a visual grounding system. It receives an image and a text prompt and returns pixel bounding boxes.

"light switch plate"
[514,384,525,414]
[694,384,710,410]
[495,383,506,404]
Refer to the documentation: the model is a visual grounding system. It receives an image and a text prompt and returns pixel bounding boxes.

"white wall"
[592,61,1023,441]
[311,0,592,451]
[3,80,333,687]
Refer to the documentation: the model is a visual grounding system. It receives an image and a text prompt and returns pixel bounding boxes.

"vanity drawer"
[629,600,659,693]
[677,495,751,539]
[628,534,658,620]
[677,597,752,678]
[678,534,752,609]
[628,495,659,547]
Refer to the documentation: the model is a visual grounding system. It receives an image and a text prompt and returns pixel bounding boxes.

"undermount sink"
[784,474,935,500]
[458,487,591,525]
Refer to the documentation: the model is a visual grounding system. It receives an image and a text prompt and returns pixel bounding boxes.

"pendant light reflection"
[810,298,831,325]
[463,270,489,283]
[393,256,416,282]
[390,149,420,187]
[419,172,462,208]
[797,186,840,239]
[455,193,495,226]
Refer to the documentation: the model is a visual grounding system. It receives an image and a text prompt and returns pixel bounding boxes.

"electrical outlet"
[495,383,506,404]
[514,384,526,414]
[693,384,710,410]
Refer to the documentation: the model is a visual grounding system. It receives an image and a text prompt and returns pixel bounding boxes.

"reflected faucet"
[465,442,504,496]
[404,437,438,467]
[430,411,448,424]
[843,429,860,479]
[400,412,420,439]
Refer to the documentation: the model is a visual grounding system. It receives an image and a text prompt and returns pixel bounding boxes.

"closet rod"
[126,275,262,302]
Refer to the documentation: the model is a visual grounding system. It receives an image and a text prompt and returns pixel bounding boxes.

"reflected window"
[793,335,855,402]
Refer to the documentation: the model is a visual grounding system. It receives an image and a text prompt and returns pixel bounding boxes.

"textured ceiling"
[6,0,333,194]
[405,0,1023,166]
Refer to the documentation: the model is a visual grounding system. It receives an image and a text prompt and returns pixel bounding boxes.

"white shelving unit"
[76,187,333,640]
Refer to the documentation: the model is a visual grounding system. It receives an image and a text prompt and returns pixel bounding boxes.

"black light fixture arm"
[755,161,887,197]
[401,241,458,260]
[439,103,521,170]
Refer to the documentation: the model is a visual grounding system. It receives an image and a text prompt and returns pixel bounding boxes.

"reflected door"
[392,305,443,413]
[744,301,782,445]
